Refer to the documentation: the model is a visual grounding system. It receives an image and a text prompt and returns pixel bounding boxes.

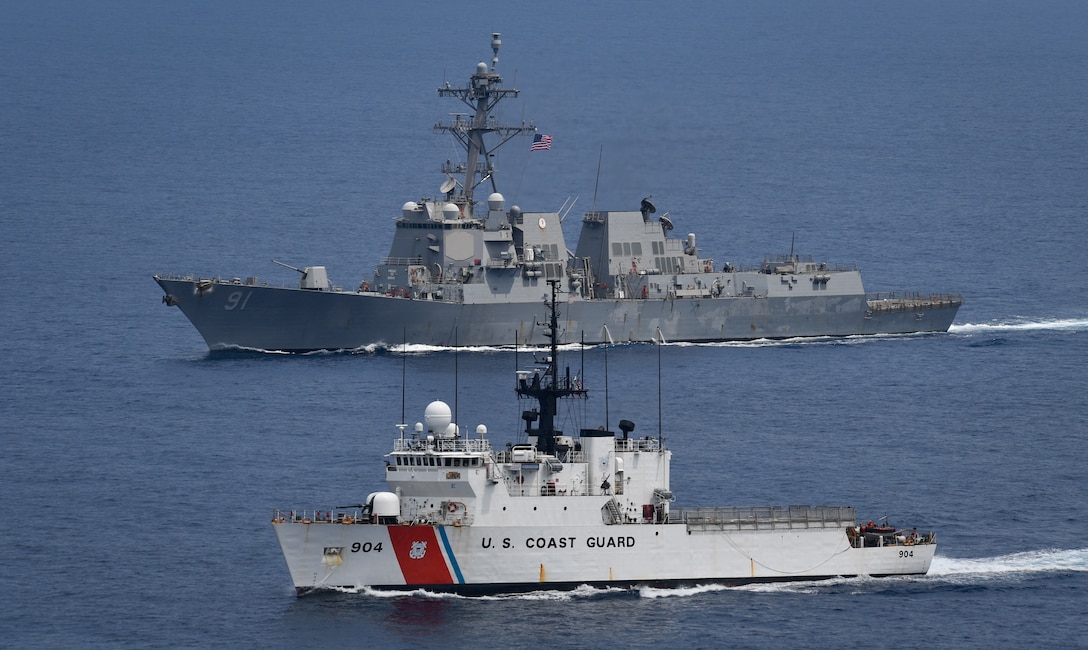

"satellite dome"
[488,192,505,211]
[442,203,460,220]
[424,400,452,433]
[476,62,488,75]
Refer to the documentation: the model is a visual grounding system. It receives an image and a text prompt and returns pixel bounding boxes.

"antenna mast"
[591,146,603,212]
[434,33,536,216]
[515,280,587,455]
[400,328,406,425]
[656,328,663,446]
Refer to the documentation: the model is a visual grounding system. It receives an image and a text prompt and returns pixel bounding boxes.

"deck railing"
[392,437,494,453]
[671,505,857,531]
[866,292,964,312]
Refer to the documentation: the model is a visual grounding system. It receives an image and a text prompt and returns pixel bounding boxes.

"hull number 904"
[899,549,914,558]
[351,542,383,553]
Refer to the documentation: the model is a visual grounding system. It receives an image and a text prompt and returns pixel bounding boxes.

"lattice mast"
[434,33,536,216]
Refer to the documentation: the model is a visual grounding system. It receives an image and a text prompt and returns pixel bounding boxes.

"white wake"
[929,548,1088,577]
[950,317,1088,334]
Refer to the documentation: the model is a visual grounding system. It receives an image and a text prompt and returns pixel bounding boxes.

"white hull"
[273,519,935,594]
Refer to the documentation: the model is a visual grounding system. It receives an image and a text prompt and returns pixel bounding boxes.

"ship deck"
[867,292,964,313]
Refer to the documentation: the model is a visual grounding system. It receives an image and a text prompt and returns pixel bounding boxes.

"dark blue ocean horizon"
[3,1,1086,647]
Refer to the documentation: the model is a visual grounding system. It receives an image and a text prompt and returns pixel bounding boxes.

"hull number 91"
[225,291,252,311]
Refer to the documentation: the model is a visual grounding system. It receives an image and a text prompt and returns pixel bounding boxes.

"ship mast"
[516,280,587,456]
[434,33,536,217]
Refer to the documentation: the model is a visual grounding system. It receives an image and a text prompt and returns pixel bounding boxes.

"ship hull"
[155,277,959,350]
[272,520,936,595]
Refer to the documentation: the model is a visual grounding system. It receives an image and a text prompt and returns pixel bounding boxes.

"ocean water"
[2,0,1087,647]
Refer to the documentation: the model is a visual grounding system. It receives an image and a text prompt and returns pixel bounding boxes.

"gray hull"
[154,36,962,352]
[155,275,960,351]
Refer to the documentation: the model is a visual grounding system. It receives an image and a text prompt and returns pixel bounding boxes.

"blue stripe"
[437,526,465,584]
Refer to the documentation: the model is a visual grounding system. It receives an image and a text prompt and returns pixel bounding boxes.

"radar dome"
[442,203,460,220]
[401,201,419,218]
[476,62,488,75]
[488,192,505,211]
[424,400,452,433]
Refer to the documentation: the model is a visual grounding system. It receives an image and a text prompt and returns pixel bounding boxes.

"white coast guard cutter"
[271,281,936,595]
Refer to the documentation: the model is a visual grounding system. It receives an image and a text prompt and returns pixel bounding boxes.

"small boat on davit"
[271,280,937,595]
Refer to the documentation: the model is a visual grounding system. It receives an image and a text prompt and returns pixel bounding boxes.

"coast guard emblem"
[409,540,427,559]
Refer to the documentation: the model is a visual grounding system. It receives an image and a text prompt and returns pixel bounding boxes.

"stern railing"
[672,505,857,531]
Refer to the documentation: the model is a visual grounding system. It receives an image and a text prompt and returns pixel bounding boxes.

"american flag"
[530,133,553,151]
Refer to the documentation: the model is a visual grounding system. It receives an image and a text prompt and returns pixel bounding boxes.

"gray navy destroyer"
[155,34,962,352]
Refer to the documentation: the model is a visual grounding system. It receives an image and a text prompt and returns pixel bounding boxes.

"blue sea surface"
[2,1,1086,648]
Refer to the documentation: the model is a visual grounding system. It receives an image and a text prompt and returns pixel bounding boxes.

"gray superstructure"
[155,34,961,352]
